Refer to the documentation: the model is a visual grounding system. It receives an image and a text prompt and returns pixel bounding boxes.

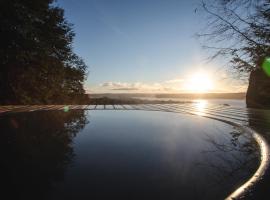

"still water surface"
[1,110,259,200]
[134,97,246,107]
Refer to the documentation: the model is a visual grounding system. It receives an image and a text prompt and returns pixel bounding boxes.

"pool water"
[0,110,259,200]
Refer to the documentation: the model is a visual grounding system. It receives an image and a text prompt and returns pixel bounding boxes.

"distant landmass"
[88,93,246,100]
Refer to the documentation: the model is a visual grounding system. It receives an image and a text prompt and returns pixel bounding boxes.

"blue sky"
[57,0,245,93]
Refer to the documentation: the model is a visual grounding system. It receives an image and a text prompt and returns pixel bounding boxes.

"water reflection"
[0,110,260,200]
[248,109,270,137]
[50,111,258,200]
[0,110,88,200]
[197,126,259,197]
[194,99,207,114]
[245,109,270,199]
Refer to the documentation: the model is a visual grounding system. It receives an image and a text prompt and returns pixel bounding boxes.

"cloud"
[100,81,155,91]
[99,80,183,92]
[100,82,142,90]
[164,79,184,84]
[112,88,139,91]
[88,68,248,93]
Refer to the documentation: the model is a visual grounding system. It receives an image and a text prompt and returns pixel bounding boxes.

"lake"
[1,109,259,200]
[133,97,246,108]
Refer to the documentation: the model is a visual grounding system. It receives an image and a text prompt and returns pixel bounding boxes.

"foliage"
[199,0,270,74]
[0,0,88,104]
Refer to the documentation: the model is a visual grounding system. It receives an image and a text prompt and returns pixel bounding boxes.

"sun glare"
[185,72,213,93]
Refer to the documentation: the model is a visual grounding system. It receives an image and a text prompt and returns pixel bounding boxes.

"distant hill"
[88,93,246,100]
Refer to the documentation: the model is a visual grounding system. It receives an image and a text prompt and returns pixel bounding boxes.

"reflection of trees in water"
[244,110,270,199]
[196,125,259,197]
[248,109,270,140]
[0,110,88,200]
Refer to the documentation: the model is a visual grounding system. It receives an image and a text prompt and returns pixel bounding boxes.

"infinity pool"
[1,110,259,200]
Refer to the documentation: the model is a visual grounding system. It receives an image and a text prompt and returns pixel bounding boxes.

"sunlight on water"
[0,110,260,200]
[194,100,208,115]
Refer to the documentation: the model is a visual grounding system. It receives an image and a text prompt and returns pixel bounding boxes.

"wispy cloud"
[99,79,184,92]
[112,88,139,91]
[100,82,142,90]
[88,77,247,93]
[164,79,184,84]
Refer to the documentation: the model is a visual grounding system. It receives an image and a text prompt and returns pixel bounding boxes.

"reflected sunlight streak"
[194,100,208,115]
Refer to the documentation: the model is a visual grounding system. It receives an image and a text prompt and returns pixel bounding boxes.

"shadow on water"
[0,110,88,200]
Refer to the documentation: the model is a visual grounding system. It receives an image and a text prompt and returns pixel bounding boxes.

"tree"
[0,0,88,104]
[199,0,270,108]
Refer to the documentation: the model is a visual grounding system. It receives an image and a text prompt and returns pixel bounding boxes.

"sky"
[57,0,247,93]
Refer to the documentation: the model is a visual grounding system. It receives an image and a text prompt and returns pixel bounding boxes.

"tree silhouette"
[0,0,88,104]
[199,0,270,108]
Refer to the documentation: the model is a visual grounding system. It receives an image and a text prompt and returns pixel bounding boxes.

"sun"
[185,72,213,93]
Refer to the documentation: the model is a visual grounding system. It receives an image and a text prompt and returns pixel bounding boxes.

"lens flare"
[262,57,270,76]
[63,106,69,112]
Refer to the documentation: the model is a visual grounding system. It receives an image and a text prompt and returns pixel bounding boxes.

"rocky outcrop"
[246,69,270,108]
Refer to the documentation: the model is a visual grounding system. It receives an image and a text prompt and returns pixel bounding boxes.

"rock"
[246,69,270,108]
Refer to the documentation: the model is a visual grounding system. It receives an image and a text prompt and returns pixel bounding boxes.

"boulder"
[246,69,270,108]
